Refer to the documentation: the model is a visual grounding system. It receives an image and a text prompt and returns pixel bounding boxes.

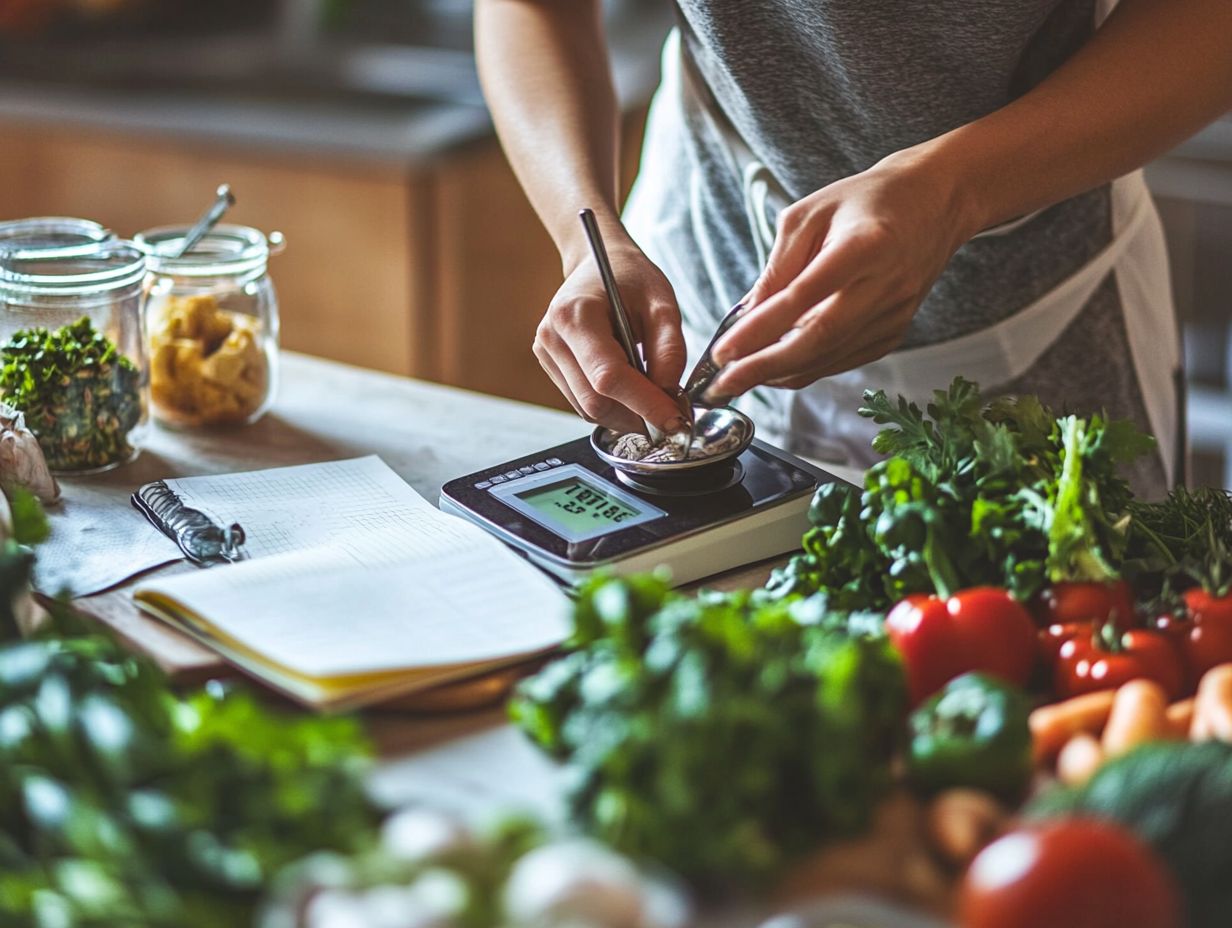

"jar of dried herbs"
[0,241,148,474]
[135,224,281,429]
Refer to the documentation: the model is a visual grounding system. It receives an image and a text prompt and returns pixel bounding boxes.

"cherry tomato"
[1183,618,1232,684]
[886,587,1037,705]
[959,819,1182,928]
[1038,620,1091,665]
[1155,591,1232,686]
[1184,588,1232,626]
[1055,627,1184,700]
[1035,580,1136,628]
[1150,610,1189,638]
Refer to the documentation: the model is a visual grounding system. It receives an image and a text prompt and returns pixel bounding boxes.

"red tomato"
[959,819,1182,928]
[1038,620,1091,665]
[1183,619,1232,684]
[1035,580,1136,628]
[1154,591,1232,686]
[886,587,1036,705]
[1184,588,1232,626]
[1055,628,1184,700]
[1150,611,1189,637]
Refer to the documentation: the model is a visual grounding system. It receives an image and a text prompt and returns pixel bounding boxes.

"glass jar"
[0,241,148,474]
[135,224,281,429]
[0,216,114,257]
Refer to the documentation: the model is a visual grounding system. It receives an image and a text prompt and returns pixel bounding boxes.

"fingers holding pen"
[536,293,691,434]
[531,332,641,434]
[642,298,688,394]
[559,326,691,432]
[535,236,692,435]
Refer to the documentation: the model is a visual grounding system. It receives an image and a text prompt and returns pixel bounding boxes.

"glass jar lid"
[0,240,147,298]
[134,224,283,280]
[0,216,114,259]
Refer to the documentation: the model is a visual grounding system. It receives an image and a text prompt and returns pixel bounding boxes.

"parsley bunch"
[0,317,143,472]
[511,574,906,884]
[766,378,1154,607]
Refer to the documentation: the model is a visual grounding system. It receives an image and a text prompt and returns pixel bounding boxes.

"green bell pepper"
[907,671,1033,799]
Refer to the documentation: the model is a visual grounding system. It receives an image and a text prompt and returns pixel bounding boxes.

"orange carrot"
[1030,690,1116,763]
[1057,733,1105,785]
[1102,680,1169,757]
[1166,699,1195,739]
[1194,665,1232,742]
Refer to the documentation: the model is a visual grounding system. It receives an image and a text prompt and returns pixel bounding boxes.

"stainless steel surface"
[591,405,755,478]
[684,302,746,411]
[173,184,236,258]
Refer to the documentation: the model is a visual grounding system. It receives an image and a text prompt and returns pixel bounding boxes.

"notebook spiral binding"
[132,481,247,566]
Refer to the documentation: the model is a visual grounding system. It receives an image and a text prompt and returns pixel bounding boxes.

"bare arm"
[476,0,623,269]
[476,0,688,435]
[935,0,1232,234]
[710,0,1232,395]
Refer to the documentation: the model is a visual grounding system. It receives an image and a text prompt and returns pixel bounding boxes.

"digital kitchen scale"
[439,435,845,587]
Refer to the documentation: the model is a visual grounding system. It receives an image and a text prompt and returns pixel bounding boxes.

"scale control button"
[533,462,550,471]
[518,465,536,475]
[474,480,492,489]
[489,474,506,484]
[505,470,522,481]
[546,457,563,466]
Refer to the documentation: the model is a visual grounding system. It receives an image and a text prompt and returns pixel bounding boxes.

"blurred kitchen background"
[0,0,1228,487]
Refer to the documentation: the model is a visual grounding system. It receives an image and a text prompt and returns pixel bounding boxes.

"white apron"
[625,26,1183,489]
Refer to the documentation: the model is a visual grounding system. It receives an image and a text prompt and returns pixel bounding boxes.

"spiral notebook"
[131,457,569,710]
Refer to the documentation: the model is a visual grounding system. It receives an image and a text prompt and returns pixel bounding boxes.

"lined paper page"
[135,541,568,677]
[162,456,478,562]
[136,456,569,679]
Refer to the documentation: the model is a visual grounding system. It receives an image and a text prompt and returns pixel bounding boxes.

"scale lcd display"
[491,465,666,542]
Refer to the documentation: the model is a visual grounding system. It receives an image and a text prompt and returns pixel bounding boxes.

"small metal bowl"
[591,406,755,478]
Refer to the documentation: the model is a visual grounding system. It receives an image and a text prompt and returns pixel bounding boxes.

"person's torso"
[660,0,1111,347]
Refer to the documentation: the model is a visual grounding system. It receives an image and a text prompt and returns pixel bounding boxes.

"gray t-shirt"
[627,0,1170,495]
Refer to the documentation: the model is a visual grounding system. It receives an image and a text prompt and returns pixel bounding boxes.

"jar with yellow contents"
[135,224,281,429]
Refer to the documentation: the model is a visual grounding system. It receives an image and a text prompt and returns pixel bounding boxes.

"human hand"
[534,238,688,435]
[707,153,977,397]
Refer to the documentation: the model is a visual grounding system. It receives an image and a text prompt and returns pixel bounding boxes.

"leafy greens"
[511,574,906,884]
[765,377,1153,607]
[1126,486,1232,598]
[0,500,379,927]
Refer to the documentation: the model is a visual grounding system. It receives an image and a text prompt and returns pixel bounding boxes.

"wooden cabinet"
[0,110,647,411]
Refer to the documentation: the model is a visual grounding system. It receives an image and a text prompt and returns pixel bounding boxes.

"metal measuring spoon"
[173,184,236,258]
[683,301,746,410]
[677,302,748,449]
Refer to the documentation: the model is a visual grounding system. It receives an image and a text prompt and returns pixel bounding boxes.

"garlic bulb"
[0,404,59,504]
